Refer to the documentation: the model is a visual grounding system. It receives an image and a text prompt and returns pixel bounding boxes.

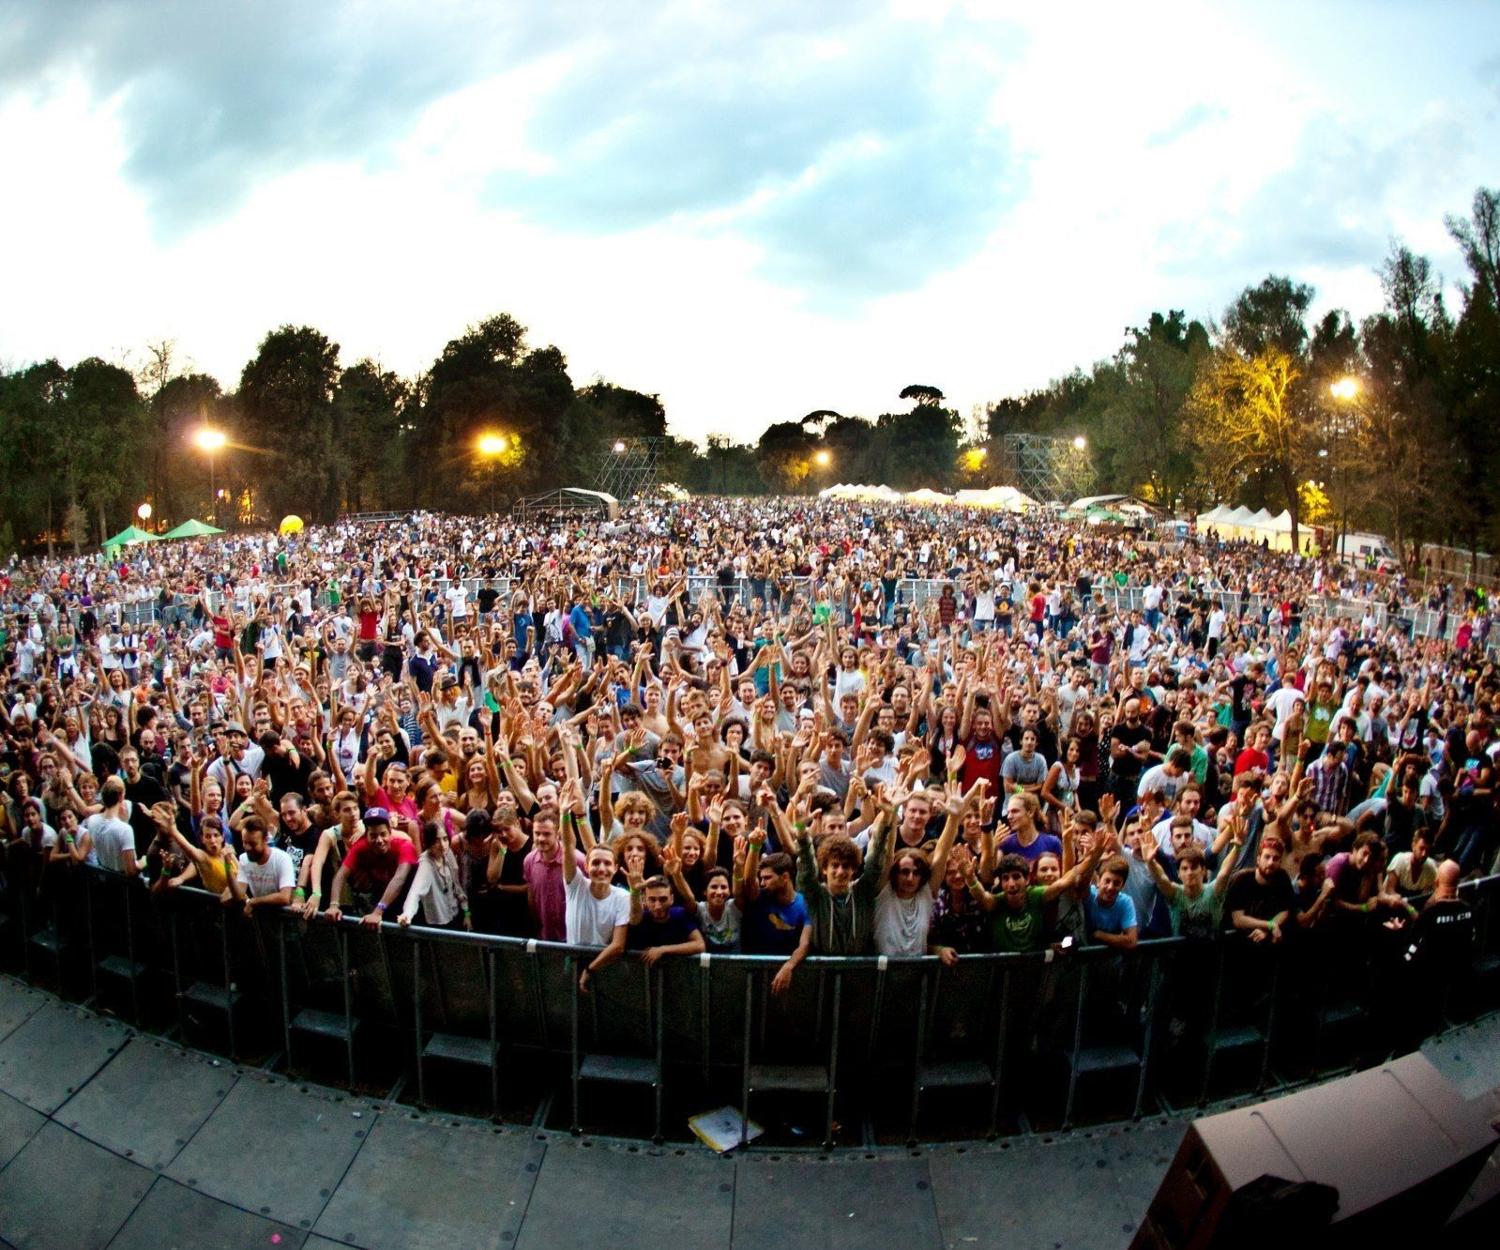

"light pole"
[193,427,227,526]
[476,432,508,513]
[1328,377,1360,555]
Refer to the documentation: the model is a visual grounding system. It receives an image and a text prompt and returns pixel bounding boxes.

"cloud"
[488,10,1022,299]
[0,0,572,233]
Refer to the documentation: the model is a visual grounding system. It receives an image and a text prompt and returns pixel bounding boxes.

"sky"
[2,0,1498,445]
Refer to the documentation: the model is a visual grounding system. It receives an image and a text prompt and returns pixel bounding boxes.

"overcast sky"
[2,0,1497,444]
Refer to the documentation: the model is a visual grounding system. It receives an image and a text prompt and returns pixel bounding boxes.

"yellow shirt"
[197,853,238,894]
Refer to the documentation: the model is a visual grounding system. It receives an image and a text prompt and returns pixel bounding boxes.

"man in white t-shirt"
[232,819,295,915]
[81,777,139,875]
[560,782,632,991]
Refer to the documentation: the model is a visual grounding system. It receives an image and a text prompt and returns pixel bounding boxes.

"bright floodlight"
[136,503,152,521]
[1072,435,1087,450]
[814,450,831,466]
[194,427,227,453]
[477,433,508,457]
[1330,377,1359,401]
[613,440,627,453]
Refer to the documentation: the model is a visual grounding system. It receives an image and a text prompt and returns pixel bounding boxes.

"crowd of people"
[0,499,1493,1058]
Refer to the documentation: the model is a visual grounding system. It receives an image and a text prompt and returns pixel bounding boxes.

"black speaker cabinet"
[1131,1052,1499,1248]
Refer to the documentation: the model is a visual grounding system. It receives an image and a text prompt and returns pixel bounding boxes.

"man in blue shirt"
[1085,855,1139,949]
[567,597,595,665]
[740,848,811,995]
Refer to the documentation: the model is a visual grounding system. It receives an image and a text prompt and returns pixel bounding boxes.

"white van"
[1335,532,1399,571]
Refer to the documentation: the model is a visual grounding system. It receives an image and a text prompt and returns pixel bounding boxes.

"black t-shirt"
[627,906,700,950]
[262,749,314,804]
[477,587,500,614]
[1109,723,1152,779]
[123,775,170,855]
[275,821,322,876]
[1222,867,1295,927]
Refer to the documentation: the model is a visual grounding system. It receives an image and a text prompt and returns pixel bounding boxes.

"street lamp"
[1072,435,1087,450]
[813,450,831,467]
[193,427,227,526]
[613,440,627,454]
[475,431,509,513]
[136,502,152,529]
[1327,376,1361,553]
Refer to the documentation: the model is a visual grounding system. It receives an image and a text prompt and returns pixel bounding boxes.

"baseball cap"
[363,806,391,826]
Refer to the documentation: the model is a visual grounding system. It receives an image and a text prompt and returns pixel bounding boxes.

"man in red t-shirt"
[961,706,1005,796]
[323,809,418,928]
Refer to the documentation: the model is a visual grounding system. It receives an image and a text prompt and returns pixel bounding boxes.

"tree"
[63,358,149,545]
[334,361,409,513]
[755,421,818,493]
[1223,275,1314,358]
[239,326,342,523]
[152,372,223,523]
[1189,347,1310,548]
[418,315,576,507]
[1446,186,1500,307]
[1087,311,1208,510]
[898,384,945,406]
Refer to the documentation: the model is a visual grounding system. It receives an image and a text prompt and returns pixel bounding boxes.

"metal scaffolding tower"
[1002,433,1094,503]
[594,436,664,500]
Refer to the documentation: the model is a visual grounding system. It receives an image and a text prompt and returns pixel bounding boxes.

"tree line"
[975,186,1500,560]
[1,186,1494,558]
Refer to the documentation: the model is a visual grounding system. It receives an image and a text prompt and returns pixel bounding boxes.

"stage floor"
[0,975,1494,1249]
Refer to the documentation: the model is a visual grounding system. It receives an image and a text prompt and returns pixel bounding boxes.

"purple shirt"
[997,832,1063,865]
[523,847,586,941]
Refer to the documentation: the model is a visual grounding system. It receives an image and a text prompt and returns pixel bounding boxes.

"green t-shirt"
[1305,698,1338,744]
[1169,886,1222,940]
[991,886,1047,953]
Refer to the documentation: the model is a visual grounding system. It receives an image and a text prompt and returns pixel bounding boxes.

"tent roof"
[102,525,159,548]
[160,518,224,539]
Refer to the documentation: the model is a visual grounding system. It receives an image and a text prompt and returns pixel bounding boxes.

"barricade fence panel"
[70,575,1461,641]
[0,864,1494,1140]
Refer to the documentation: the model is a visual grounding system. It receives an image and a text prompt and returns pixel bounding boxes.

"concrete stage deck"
[0,975,1495,1249]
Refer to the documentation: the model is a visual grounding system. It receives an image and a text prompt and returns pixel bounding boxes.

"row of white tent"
[1195,504,1299,550]
[817,483,1038,512]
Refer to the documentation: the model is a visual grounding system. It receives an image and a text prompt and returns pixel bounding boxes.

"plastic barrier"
[0,857,1494,1144]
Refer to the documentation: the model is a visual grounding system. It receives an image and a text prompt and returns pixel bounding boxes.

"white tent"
[1196,505,1230,526]
[817,482,903,502]
[905,488,953,505]
[952,486,1035,512]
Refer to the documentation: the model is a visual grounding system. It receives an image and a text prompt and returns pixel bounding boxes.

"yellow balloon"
[279,514,304,535]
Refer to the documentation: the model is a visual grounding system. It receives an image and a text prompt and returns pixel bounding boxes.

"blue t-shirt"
[568,604,593,642]
[742,891,810,956]
[997,832,1062,865]
[1085,884,1138,937]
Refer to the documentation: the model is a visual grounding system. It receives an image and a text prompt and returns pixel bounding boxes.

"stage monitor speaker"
[1130,1051,1499,1249]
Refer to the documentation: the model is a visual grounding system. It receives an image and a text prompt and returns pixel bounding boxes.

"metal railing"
[1,854,1495,1144]
[84,575,1465,644]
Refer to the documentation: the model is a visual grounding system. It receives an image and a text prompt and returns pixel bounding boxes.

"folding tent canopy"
[160,518,224,540]
[102,525,160,552]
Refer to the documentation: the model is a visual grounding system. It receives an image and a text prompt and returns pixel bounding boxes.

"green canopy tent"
[102,524,161,555]
[160,518,224,540]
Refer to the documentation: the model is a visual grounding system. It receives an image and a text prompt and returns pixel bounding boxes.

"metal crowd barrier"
[65,570,1461,643]
[0,856,1496,1142]
[10,855,1500,1140]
